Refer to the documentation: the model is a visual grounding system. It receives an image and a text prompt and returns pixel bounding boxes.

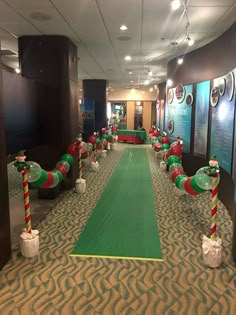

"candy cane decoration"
[94,143,97,163]
[79,145,82,178]
[22,167,32,234]
[211,175,218,240]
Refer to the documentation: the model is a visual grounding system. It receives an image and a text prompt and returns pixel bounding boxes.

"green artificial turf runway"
[71,148,162,261]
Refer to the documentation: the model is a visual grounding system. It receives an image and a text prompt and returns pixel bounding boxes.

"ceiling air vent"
[0,49,17,56]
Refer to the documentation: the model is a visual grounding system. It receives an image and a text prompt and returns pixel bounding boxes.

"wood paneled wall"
[127,101,135,130]
[143,101,152,132]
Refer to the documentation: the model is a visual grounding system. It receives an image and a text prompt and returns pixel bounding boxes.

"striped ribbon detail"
[94,144,97,163]
[79,147,82,179]
[22,168,32,234]
[211,176,218,240]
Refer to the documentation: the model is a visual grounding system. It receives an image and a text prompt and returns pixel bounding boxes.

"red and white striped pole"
[22,167,32,234]
[93,143,97,163]
[211,175,218,240]
[79,145,82,179]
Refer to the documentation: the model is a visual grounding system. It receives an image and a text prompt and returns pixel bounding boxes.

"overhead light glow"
[124,55,132,61]
[15,68,21,74]
[187,37,194,46]
[170,0,181,11]
[144,80,150,85]
[149,88,154,92]
[120,25,128,31]
[177,57,184,65]
[167,79,173,87]
[128,71,132,74]
[148,71,153,76]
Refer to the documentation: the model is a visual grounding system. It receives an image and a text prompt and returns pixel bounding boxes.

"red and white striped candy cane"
[211,175,218,240]
[22,167,32,234]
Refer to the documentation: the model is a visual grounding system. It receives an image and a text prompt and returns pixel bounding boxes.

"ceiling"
[0,0,235,92]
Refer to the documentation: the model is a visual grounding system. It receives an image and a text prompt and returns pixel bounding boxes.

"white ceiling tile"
[97,0,142,33]
[187,6,230,32]
[0,1,28,23]
[0,0,235,89]
[189,0,234,6]
[0,23,40,36]
[5,0,53,9]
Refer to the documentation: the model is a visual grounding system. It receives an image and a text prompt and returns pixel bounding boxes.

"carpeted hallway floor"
[1,143,235,314]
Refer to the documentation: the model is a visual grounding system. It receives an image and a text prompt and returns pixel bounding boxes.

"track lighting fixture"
[170,0,181,11]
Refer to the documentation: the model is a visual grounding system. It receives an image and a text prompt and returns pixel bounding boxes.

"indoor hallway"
[0,143,235,315]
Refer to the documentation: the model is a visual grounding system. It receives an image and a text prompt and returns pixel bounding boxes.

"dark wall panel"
[0,60,11,270]
[83,79,107,134]
[3,71,40,155]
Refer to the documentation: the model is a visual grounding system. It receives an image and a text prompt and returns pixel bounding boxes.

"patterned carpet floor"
[1,143,236,315]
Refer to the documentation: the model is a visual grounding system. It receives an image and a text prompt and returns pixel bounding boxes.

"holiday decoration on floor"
[152,134,222,268]
[14,151,39,258]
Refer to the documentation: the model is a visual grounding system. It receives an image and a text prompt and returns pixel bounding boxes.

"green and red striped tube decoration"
[22,168,32,234]
[211,176,218,240]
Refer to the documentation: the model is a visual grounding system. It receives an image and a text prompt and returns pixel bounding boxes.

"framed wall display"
[167,119,174,134]
[219,77,226,96]
[175,84,185,103]
[210,86,219,107]
[185,93,193,106]
[167,88,174,104]
[225,71,235,101]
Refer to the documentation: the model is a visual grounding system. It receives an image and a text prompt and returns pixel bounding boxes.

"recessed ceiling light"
[120,25,128,31]
[177,57,184,65]
[15,68,21,74]
[130,80,134,83]
[148,71,153,76]
[128,71,132,74]
[170,0,181,11]
[149,88,154,92]
[188,38,194,46]
[167,79,173,87]
[124,55,132,61]
[144,80,150,85]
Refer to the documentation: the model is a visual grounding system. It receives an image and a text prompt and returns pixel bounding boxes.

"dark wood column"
[0,46,11,269]
[83,79,107,134]
[18,36,79,188]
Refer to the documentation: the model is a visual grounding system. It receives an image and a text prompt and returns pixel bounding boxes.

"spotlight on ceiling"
[170,0,181,11]
[15,68,21,74]
[167,79,173,87]
[177,57,184,65]
[124,55,132,61]
[120,25,128,31]
[187,37,194,46]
